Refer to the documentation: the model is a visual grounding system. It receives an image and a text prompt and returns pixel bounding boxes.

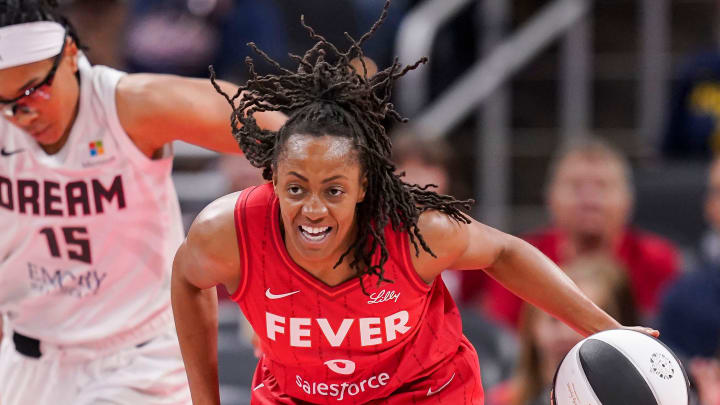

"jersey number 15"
[40,226,92,264]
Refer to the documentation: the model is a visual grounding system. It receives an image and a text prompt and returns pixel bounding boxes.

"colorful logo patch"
[89,141,104,157]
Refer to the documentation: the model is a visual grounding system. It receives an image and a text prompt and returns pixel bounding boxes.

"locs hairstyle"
[211,0,473,292]
[0,0,83,48]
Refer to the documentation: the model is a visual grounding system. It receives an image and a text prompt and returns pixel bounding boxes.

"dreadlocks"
[0,0,84,48]
[211,0,474,292]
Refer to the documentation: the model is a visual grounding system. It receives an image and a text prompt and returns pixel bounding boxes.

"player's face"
[549,154,631,241]
[0,39,79,150]
[274,134,367,268]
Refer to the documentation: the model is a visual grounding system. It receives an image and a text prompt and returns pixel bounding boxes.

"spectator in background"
[463,138,679,328]
[275,0,358,64]
[664,51,720,158]
[391,131,517,388]
[392,132,460,296]
[352,0,410,69]
[60,0,128,68]
[124,0,287,79]
[700,157,720,267]
[659,157,720,360]
[692,356,720,405]
[487,255,638,405]
[392,131,451,194]
[218,154,266,194]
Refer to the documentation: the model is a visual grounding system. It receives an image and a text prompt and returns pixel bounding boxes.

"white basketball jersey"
[0,56,184,345]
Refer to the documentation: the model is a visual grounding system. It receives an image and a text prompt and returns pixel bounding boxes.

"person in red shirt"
[486,255,638,405]
[170,3,657,403]
[462,138,679,328]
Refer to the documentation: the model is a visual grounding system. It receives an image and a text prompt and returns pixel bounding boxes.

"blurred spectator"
[463,138,680,328]
[218,154,266,193]
[124,0,287,79]
[701,158,720,267]
[60,0,128,68]
[392,132,463,297]
[349,56,378,79]
[664,51,720,159]
[391,131,518,388]
[352,0,410,69]
[691,356,720,405]
[392,131,451,194]
[275,0,358,63]
[487,255,637,405]
[659,158,720,359]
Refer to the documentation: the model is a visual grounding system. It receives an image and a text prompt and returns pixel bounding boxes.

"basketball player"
[172,2,657,404]
[0,1,284,404]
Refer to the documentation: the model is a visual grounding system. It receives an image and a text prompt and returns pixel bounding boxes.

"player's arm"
[115,73,287,158]
[412,211,655,338]
[171,193,241,405]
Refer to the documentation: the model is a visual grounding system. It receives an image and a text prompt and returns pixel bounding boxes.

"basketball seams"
[590,333,663,405]
[562,343,604,405]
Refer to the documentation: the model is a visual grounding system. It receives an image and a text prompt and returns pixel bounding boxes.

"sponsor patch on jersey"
[324,359,356,375]
[367,289,401,304]
[296,371,391,401]
[89,140,104,157]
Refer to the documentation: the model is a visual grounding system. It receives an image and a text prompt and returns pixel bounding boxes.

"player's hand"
[621,325,660,338]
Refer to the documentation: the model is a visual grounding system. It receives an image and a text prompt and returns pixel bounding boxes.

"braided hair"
[0,0,83,48]
[211,0,473,292]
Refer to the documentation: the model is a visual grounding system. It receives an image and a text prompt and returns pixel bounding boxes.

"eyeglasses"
[0,37,66,118]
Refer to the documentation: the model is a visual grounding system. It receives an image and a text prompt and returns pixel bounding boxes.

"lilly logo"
[324,359,356,375]
[367,289,401,304]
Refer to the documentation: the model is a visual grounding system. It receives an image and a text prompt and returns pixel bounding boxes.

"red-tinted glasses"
[0,37,66,118]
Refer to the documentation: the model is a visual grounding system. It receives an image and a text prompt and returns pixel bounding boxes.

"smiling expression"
[273,134,367,272]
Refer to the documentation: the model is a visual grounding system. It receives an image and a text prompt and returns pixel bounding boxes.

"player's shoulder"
[191,192,240,236]
[242,182,275,209]
[417,210,465,235]
[415,210,470,254]
[188,185,272,248]
[115,73,169,116]
[176,192,243,288]
[115,72,169,95]
[185,192,241,259]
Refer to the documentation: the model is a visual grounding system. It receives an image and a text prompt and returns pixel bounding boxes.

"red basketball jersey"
[231,184,484,404]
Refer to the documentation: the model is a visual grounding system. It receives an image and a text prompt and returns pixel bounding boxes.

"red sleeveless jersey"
[231,184,484,404]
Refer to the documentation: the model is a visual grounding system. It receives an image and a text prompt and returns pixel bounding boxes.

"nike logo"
[265,288,300,300]
[1,147,24,156]
[252,383,265,391]
[427,372,455,396]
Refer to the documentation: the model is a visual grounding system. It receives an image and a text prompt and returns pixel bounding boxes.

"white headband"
[0,22,65,69]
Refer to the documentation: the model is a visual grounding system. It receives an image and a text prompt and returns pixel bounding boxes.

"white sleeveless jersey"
[0,56,184,345]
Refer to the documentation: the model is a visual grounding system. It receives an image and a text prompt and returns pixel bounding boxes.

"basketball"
[552,329,689,405]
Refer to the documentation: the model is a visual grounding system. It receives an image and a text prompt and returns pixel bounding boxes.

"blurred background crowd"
[58,0,720,404]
